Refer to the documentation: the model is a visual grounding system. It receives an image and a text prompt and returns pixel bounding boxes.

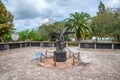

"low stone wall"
[80,42,120,49]
[0,41,120,51]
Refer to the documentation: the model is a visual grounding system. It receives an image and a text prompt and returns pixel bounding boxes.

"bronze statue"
[49,29,74,62]
[49,30,74,51]
[55,30,65,51]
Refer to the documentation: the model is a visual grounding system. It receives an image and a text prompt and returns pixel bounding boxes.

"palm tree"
[65,12,92,41]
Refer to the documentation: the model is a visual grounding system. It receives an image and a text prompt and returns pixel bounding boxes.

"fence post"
[54,55,56,67]
[29,42,31,47]
[7,44,9,50]
[78,52,81,65]
[66,42,68,47]
[45,50,47,58]
[20,43,22,48]
[73,54,75,65]
[79,43,81,48]
[94,43,96,49]
[52,42,54,48]
[112,43,114,49]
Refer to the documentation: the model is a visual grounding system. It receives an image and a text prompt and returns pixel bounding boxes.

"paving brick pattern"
[0,47,120,80]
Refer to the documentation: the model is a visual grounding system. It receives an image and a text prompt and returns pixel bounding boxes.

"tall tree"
[92,1,120,42]
[91,1,108,41]
[97,1,105,15]
[65,12,92,41]
[19,29,31,41]
[0,0,14,42]
[19,29,43,41]
[110,8,120,42]
[38,21,65,41]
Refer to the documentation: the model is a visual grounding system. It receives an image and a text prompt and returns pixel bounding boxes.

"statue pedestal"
[54,51,66,62]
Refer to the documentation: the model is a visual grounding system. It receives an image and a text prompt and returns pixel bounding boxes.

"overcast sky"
[2,0,120,31]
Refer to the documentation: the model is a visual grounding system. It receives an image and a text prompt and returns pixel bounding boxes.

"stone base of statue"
[54,51,66,62]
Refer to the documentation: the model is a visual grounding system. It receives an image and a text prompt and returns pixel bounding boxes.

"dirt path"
[0,47,120,80]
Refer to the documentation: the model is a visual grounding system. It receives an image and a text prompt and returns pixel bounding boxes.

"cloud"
[14,18,42,31]
[7,0,50,19]
[2,0,120,31]
[4,0,65,20]
[107,0,120,8]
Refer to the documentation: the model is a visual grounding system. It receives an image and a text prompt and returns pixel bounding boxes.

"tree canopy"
[38,21,66,41]
[65,12,92,41]
[1,1,120,42]
[91,1,120,42]
[0,0,14,42]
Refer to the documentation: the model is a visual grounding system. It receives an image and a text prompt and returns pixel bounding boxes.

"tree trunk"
[117,34,120,42]
[0,37,4,43]
[76,37,80,41]
[95,37,98,42]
